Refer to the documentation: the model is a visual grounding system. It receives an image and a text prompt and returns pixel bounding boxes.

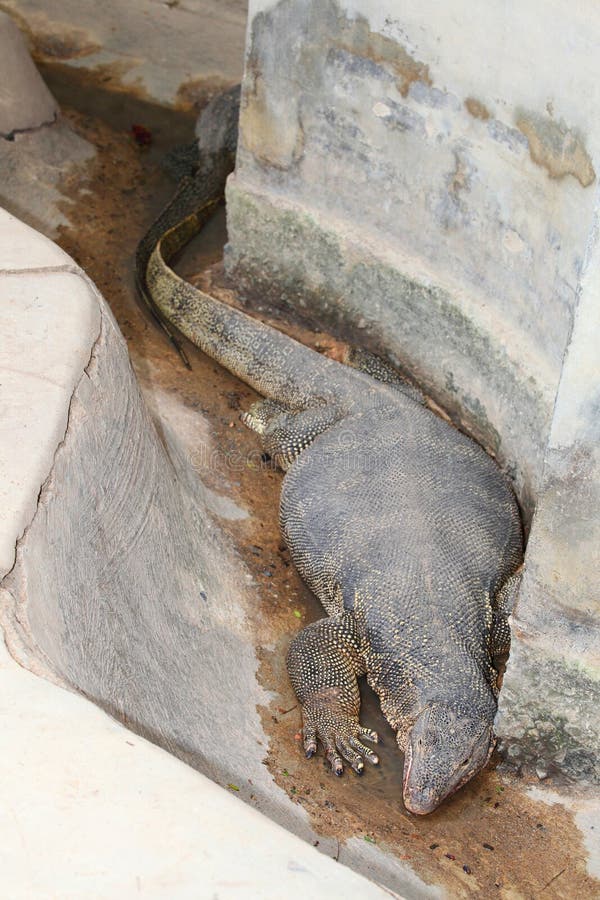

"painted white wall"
[249,0,600,145]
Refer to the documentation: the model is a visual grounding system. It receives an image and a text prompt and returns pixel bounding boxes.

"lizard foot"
[302,707,379,776]
[240,398,286,435]
[242,402,344,470]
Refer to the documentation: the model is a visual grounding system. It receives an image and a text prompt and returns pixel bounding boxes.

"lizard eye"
[461,758,470,767]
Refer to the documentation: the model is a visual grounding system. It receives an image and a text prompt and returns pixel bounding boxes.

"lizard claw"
[301,712,380,776]
[303,725,317,758]
[358,726,380,744]
[326,751,344,777]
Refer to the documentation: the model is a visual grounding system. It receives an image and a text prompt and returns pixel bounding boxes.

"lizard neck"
[370,647,498,750]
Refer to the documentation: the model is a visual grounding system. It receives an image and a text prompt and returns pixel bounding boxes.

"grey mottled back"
[281,395,522,722]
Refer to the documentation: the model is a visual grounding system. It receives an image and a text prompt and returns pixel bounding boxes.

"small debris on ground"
[131,123,152,147]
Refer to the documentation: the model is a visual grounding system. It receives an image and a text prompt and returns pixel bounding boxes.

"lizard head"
[401,704,495,815]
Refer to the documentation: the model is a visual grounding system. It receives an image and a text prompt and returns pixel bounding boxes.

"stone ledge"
[1,0,246,109]
[0,208,72,269]
[0,636,389,899]
[0,207,391,899]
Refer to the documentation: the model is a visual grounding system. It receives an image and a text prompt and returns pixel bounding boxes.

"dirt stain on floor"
[53,95,597,899]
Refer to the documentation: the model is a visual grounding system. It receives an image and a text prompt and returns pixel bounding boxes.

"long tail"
[138,85,352,406]
[146,212,347,408]
[135,158,230,368]
[135,85,241,367]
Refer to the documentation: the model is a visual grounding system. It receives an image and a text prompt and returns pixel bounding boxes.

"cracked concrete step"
[0,209,389,900]
[0,212,100,576]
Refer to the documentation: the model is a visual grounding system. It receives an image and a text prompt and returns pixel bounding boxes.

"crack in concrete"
[0,110,58,142]
[0,300,104,679]
[0,263,82,277]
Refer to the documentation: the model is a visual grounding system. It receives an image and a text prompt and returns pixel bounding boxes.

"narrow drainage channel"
[33,71,597,899]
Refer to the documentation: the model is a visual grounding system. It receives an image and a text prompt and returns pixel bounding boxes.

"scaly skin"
[136,91,524,814]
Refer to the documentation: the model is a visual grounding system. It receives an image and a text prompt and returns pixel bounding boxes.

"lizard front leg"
[287,612,380,775]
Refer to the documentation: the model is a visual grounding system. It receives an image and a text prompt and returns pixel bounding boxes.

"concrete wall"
[497,189,600,783]
[227,0,600,520]
[226,0,600,781]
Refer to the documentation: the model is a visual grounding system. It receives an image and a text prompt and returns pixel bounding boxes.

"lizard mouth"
[403,726,497,814]
[402,742,413,794]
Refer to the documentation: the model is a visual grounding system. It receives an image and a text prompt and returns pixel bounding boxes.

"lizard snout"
[403,785,441,815]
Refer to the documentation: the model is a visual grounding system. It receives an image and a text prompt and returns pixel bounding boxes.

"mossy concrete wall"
[226,0,600,783]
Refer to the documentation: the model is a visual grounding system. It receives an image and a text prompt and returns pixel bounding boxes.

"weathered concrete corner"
[497,193,600,785]
[0,206,395,898]
[0,10,58,138]
[229,0,600,518]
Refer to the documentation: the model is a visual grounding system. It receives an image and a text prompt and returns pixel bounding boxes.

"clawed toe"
[350,736,379,766]
[328,752,344,777]
[359,727,380,744]
[302,717,380,777]
[303,726,317,759]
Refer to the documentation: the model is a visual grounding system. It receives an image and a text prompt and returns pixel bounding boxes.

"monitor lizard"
[135,89,523,814]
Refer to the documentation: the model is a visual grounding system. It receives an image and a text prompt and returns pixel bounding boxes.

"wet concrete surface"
[32,87,599,898]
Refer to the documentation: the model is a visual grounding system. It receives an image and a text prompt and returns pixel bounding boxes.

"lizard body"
[136,91,523,814]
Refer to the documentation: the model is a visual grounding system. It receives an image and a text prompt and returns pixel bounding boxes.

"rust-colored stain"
[240,62,305,170]
[37,58,152,105]
[2,6,101,61]
[37,61,233,146]
[31,27,101,61]
[465,97,490,121]
[516,110,596,187]
[448,151,471,196]
[339,14,432,98]
[53,101,597,899]
[175,75,236,113]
